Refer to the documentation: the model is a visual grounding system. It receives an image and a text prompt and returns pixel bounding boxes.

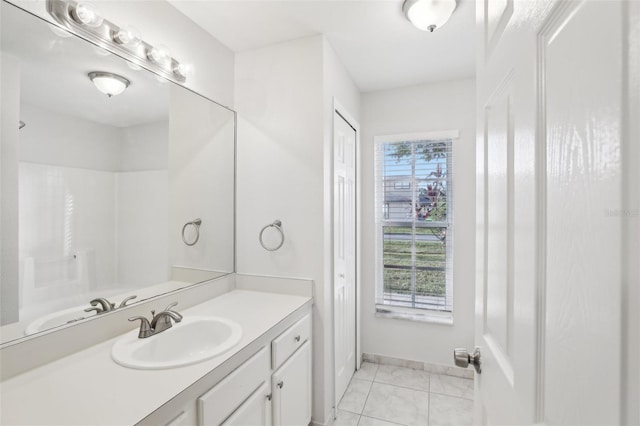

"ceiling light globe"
[71,3,104,28]
[88,72,130,97]
[403,0,456,32]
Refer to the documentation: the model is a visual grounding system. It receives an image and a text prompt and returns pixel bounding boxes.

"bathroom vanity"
[0,2,316,424]
[0,274,313,425]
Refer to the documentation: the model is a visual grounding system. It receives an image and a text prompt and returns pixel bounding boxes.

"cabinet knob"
[294,335,301,342]
[277,381,284,389]
[266,393,272,401]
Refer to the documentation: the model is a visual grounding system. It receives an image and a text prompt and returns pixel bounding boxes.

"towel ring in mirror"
[182,218,202,246]
[259,220,285,251]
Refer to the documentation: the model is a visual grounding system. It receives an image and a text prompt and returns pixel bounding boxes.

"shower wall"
[17,104,168,316]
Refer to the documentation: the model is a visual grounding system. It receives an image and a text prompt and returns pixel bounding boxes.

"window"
[374,132,455,319]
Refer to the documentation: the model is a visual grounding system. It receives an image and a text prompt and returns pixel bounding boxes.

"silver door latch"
[453,347,482,374]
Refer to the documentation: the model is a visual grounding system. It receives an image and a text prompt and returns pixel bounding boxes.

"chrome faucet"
[84,298,115,315]
[118,295,137,308]
[84,295,137,315]
[129,302,183,339]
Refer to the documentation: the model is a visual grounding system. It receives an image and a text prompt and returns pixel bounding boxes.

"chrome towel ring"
[259,220,285,251]
[182,218,202,246]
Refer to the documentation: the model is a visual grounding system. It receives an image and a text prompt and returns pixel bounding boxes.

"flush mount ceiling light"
[403,0,457,32]
[47,0,188,82]
[88,71,130,97]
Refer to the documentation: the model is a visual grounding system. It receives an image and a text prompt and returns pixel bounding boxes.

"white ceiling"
[169,0,476,92]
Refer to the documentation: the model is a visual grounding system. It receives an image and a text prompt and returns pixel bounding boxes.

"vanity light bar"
[46,0,187,83]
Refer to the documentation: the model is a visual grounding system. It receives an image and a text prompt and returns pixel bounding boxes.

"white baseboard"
[362,352,474,379]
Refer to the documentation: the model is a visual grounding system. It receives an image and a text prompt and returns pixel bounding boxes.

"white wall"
[235,35,361,425]
[235,34,326,423]
[10,0,234,107]
[360,78,475,367]
[117,170,169,286]
[120,121,169,171]
[118,121,170,286]
[169,85,235,275]
[19,104,122,171]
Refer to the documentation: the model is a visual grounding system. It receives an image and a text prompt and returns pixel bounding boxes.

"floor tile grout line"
[359,376,375,418]
[359,413,407,426]
[372,379,430,394]
[339,407,364,416]
[428,387,431,426]
[429,390,474,401]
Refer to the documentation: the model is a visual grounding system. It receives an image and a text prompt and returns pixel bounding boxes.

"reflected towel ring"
[259,220,285,251]
[182,218,202,246]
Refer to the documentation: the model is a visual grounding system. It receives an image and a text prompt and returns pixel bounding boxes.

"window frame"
[374,130,459,323]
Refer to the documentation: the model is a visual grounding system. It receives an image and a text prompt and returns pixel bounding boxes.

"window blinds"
[374,139,453,312]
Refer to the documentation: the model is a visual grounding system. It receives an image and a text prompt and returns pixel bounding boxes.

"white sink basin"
[112,316,243,369]
[25,306,92,335]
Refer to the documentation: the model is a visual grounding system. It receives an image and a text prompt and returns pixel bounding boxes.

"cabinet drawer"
[271,314,310,370]
[198,347,269,426]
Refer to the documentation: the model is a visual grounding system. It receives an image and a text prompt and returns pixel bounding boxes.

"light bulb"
[173,63,188,79]
[146,44,171,68]
[113,26,141,47]
[71,2,104,28]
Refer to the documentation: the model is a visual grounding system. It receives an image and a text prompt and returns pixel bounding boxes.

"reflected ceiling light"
[70,2,103,27]
[88,71,130,97]
[402,0,456,32]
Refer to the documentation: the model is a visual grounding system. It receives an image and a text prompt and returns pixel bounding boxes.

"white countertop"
[0,289,311,425]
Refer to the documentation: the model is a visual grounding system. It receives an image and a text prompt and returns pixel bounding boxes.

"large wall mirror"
[0,1,235,345]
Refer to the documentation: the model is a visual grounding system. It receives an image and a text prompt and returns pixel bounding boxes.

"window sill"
[375,306,453,325]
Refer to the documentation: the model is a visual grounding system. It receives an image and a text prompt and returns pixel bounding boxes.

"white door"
[333,109,357,405]
[474,0,637,424]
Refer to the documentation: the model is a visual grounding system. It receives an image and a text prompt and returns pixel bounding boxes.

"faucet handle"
[129,316,152,338]
[89,298,115,312]
[163,302,182,322]
[118,295,137,308]
[84,307,101,314]
[164,301,178,311]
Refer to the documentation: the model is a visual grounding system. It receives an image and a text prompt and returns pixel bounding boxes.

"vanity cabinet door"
[222,381,272,426]
[271,341,311,426]
[198,347,270,426]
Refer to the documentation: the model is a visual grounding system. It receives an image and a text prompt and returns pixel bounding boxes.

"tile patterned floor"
[334,362,473,426]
